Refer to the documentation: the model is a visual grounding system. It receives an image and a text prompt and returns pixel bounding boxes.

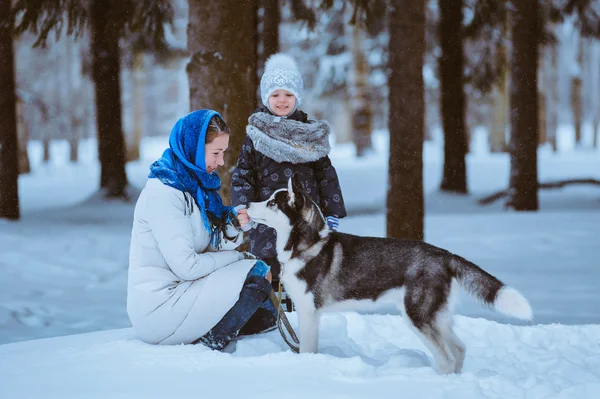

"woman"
[127,109,276,350]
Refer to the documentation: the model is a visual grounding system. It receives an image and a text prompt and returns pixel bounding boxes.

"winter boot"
[194,275,271,351]
[238,297,278,336]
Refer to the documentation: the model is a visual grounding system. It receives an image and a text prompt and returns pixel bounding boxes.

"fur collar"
[246,112,331,164]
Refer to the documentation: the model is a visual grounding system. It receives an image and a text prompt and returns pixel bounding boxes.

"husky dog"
[246,175,533,374]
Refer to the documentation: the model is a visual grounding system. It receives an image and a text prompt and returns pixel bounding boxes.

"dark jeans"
[194,267,276,351]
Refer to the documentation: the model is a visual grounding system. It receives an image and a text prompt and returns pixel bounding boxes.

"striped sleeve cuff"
[326,215,339,231]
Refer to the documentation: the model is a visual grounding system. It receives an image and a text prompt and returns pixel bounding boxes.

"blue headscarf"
[148,110,234,246]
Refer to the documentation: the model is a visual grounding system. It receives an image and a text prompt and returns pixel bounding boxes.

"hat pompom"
[264,53,300,74]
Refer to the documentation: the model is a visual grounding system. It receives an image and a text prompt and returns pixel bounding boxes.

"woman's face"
[204,134,229,174]
[268,89,296,116]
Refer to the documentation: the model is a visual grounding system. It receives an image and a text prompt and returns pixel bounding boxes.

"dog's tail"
[450,255,533,321]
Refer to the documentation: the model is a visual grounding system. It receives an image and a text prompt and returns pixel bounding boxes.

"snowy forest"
[1,0,598,235]
[0,0,600,397]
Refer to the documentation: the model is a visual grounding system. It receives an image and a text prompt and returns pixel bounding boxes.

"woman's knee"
[247,260,271,279]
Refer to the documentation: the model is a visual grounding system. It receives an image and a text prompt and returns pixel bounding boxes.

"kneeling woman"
[127,109,275,349]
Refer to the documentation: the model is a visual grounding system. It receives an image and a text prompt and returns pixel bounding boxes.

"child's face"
[268,89,297,116]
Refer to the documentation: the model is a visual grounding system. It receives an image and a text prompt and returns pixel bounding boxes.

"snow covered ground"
[1,316,599,398]
[1,127,599,398]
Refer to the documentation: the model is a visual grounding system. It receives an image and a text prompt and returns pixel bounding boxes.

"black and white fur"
[247,175,533,374]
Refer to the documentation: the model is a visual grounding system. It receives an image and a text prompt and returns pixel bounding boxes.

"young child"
[231,53,347,289]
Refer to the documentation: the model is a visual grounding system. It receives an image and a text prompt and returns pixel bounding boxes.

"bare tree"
[16,96,31,174]
[592,43,600,148]
[439,0,467,193]
[506,0,539,211]
[187,0,259,204]
[127,50,145,162]
[349,19,373,157]
[488,6,509,153]
[572,32,584,147]
[0,0,20,220]
[590,41,600,148]
[387,0,425,240]
[543,28,559,152]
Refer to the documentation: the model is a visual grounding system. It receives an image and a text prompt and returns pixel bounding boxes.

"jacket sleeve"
[312,156,347,218]
[231,135,258,207]
[145,186,241,281]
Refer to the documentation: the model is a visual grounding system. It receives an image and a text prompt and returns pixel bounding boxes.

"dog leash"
[269,282,300,354]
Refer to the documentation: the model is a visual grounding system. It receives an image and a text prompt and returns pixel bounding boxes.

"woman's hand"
[236,208,251,228]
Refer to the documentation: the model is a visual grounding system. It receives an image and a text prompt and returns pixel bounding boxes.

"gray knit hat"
[260,53,304,112]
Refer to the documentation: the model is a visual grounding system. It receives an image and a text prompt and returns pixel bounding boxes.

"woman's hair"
[205,116,230,144]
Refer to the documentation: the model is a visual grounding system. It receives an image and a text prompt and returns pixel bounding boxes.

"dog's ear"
[287,176,295,203]
[290,173,305,208]
[287,174,305,206]
[291,173,305,196]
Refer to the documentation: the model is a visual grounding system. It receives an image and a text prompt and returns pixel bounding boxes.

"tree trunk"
[16,98,31,174]
[594,42,600,148]
[572,33,584,147]
[350,22,373,157]
[261,0,280,61]
[506,0,539,211]
[43,137,51,162]
[259,0,279,104]
[594,116,599,148]
[544,39,559,152]
[66,36,79,163]
[489,8,509,153]
[490,78,509,152]
[538,64,547,146]
[0,0,20,220]
[439,0,467,193]
[386,0,425,240]
[127,51,144,162]
[572,78,583,147]
[187,0,258,205]
[90,0,128,198]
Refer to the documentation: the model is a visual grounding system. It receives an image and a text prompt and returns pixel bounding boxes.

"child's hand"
[236,208,251,228]
[234,205,256,232]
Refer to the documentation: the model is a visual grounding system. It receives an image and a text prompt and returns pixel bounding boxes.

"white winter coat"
[127,178,255,345]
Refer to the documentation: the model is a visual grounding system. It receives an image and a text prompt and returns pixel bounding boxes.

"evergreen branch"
[11,0,87,47]
[291,0,317,30]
